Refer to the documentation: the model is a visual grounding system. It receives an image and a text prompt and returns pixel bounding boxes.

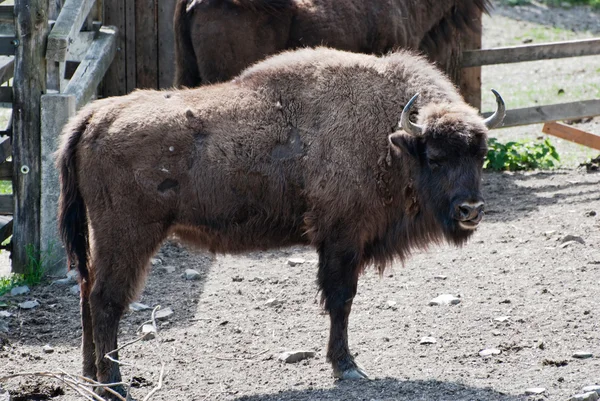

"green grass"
[0,244,46,296]
[0,181,11,194]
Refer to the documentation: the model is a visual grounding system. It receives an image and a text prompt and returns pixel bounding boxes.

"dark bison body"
[57,47,504,398]
[174,0,491,88]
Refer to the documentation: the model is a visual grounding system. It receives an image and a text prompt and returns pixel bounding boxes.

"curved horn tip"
[483,89,506,129]
[400,93,423,135]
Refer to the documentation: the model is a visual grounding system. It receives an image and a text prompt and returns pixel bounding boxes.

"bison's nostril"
[458,205,472,220]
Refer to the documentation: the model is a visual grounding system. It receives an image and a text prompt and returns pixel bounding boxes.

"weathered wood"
[0,135,10,163]
[542,122,600,150]
[135,0,157,89]
[459,8,482,110]
[0,34,16,55]
[0,216,13,245]
[0,4,13,22]
[0,86,11,102]
[103,0,126,96]
[13,0,48,273]
[0,113,11,137]
[68,30,96,61]
[0,194,12,214]
[483,99,600,129]
[125,0,135,92]
[46,59,66,92]
[0,161,12,180]
[462,38,600,67]
[41,94,75,276]
[47,0,96,62]
[158,0,176,89]
[0,56,13,83]
[64,26,117,109]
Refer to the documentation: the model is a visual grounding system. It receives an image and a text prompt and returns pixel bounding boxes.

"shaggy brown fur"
[174,0,491,87]
[58,47,492,398]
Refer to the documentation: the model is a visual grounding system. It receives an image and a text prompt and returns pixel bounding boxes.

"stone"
[10,286,30,296]
[420,336,437,345]
[265,298,283,307]
[154,307,174,321]
[570,392,599,401]
[18,300,40,309]
[141,324,157,340]
[150,258,163,266]
[561,235,585,245]
[67,270,79,280]
[0,311,11,318]
[479,348,501,357]
[70,284,81,295]
[525,388,546,395]
[51,277,74,286]
[386,300,398,310]
[184,269,201,280]
[159,265,176,274]
[278,350,316,363]
[42,344,54,354]
[288,258,305,267]
[494,316,511,322]
[582,386,600,396]
[232,275,244,282]
[573,351,593,359]
[0,320,8,333]
[129,302,152,312]
[429,294,461,306]
[433,275,448,280]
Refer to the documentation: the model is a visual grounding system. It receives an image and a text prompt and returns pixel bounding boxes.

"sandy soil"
[1,1,599,400]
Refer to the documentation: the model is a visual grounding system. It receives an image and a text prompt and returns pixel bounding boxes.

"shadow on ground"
[234,378,525,401]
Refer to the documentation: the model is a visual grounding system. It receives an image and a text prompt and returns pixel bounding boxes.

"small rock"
[386,300,397,310]
[141,324,157,340]
[10,286,30,296]
[150,258,163,266]
[479,348,501,357]
[66,270,79,280]
[494,316,511,322]
[0,311,12,318]
[18,300,40,309]
[154,307,174,320]
[51,276,75,286]
[492,330,502,336]
[582,386,600,395]
[265,298,283,307]
[0,320,8,333]
[525,388,546,395]
[70,284,81,295]
[573,351,593,359]
[288,258,305,267]
[570,392,599,401]
[560,241,578,249]
[561,235,585,245]
[0,386,10,401]
[158,265,176,274]
[129,302,152,312]
[232,275,244,282]
[433,275,447,280]
[585,211,596,217]
[42,344,54,354]
[278,350,316,363]
[429,294,461,306]
[184,269,201,280]
[420,336,437,345]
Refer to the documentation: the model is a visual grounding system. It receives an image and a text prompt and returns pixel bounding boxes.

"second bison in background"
[57,47,504,398]
[174,0,491,87]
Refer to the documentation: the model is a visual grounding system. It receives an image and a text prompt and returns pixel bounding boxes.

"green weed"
[0,244,48,296]
[485,137,561,171]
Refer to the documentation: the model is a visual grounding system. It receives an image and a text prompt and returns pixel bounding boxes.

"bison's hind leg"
[88,220,167,399]
[317,239,369,380]
[81,277,97,381]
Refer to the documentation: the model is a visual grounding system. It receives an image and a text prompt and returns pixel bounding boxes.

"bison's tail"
[56,112,91,282]
[174,0,201,88]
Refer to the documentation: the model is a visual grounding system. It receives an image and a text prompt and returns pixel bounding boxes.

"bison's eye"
[427,157,442,169]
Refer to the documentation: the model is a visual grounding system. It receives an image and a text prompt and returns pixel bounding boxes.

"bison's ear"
[389,132,419,158]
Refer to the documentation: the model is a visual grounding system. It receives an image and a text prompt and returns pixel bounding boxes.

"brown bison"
[174,0,491,88]
[57,47,504,398]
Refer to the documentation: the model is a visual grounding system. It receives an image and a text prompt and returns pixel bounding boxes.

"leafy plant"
[0,244,47,296]
[484,137,560,171]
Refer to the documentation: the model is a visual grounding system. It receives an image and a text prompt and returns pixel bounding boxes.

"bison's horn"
[400,93,423,136]
[483,89,506,129]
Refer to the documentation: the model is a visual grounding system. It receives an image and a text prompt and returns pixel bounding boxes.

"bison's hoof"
[338,366,370,380]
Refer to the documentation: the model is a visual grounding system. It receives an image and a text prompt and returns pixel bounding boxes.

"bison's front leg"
[317,242,368,380]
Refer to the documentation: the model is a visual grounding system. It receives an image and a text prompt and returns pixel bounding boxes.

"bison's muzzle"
[454,200,485,230]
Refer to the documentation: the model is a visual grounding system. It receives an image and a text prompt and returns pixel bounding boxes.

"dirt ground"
[1,2,600,400]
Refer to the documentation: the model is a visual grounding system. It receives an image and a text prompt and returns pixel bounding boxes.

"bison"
[57,47,504,398]
[174,0,492,88]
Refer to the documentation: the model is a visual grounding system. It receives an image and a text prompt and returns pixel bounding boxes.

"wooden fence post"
[40,94,76,276]
[12,0,49,273]
[459,8,482,111]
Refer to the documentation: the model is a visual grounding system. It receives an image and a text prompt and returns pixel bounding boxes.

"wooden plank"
[0,34,16,55]
[135,0,157,89]
[0,85,11,102]
[157,0,176,89]
[483,99,600,129]
[47,0,96,62]
[68,30,96,61]
[462,38,600,67]
[13,0,48,272]
[0,135,10,163]
[0,56,13,83]
[0,194,12,214]
[0,216,13,244]
[125,0,135,92]
[0,161,12,180]
[0,113,11,137]
[459,9,482,111]
[103,0,126,96]
[64,26,117,109]
[542,122,600,150]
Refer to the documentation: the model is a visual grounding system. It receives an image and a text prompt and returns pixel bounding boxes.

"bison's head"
[389,90,505,245]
